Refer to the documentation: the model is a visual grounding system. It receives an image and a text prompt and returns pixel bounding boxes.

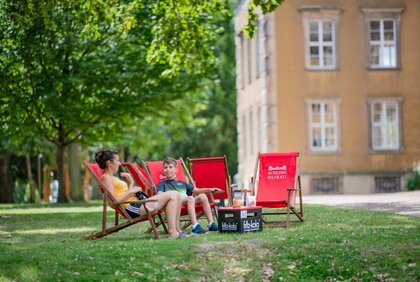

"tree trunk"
[37,154,42,200]
[119,144,125,162]
[0,152,13,203]
[43,164,50,203]
[64,160,71,202]
[81,147,91,202]
[57,144,69,203]
[69,143,83,201]
[26,154,36,203]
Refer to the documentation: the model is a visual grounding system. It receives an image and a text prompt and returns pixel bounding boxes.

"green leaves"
[245,0,285,38]
[0,0,204,149]
[147,0,229,77]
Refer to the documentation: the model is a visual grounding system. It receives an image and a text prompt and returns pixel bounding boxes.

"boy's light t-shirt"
[157,179,194,199]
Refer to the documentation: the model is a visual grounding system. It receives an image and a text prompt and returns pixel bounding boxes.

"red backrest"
[144,160,188,188]
[83,161,126,217]
[84,162,105,193]
[254,152,298,205]
[189,156,230,200]
[122,162,153,197]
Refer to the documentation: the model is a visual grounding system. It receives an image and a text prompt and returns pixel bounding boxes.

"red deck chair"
[251,152,304,228]
[121,162,168,233]
[142,158,217,229]
[122,162,154,197]
[82,161,166,239]
[187,156,232,207]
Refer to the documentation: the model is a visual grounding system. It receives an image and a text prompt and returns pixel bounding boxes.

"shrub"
[406,162,420,191]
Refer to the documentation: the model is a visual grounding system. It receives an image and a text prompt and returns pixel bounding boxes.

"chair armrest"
[121,199,158,205]
[192,189,217,203]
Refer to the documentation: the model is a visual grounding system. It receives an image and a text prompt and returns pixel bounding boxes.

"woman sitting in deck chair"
[95,150,185,239]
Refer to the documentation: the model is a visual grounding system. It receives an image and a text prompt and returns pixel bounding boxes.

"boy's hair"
[163,157,177,167]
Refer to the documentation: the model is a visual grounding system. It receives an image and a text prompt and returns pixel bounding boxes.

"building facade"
[235,0,420,194]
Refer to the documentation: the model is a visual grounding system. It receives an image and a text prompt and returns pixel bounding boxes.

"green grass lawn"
[0,203,419,281]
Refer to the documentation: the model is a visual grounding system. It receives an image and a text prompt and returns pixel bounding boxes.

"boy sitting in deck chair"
[157,157,222,234]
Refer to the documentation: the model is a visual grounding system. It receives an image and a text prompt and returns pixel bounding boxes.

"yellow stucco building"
[235,0,420,194]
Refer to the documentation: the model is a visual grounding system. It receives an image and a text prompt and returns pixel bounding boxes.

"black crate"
[218,206,262,233]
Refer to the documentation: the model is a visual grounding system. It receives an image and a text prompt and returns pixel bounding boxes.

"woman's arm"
[101,174,140,203]
[120,173,134,190]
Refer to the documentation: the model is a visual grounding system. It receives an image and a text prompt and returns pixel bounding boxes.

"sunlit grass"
[0,206,103,215]
[11,227,96,235]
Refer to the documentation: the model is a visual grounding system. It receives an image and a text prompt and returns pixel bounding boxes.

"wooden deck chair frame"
[121,162,154,197]
[187,155,233,207]
[141,158,218,229]
[250,152,304,228]
[121,162,168,234]
[82,161,166,240]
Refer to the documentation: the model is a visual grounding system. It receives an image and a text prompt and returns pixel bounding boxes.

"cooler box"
[217,206,262,233]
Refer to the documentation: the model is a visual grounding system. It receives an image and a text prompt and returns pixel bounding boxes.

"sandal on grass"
[168,231,187,239]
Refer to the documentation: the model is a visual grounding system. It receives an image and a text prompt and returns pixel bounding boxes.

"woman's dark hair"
[95,150,118,169]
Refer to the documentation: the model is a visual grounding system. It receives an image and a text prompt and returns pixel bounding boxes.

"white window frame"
[368,19,397,68]
[306,99,340,152]
[307,20,336,69]
[299,6,341,71]
[368,98,402,151]
[361,7,404,69]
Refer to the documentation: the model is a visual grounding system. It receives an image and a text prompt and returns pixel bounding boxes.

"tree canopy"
[0,0,284,202]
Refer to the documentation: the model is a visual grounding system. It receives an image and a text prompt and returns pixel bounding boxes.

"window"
[308,21,335,69]
[262,20,269,74]
[255,20,261,78]
[369,19,396,67]
[375,176,401,193]
[238,32,245,89]
[311,176,341,194]
[247,37,252,84]
[369,99,401,151]
[307,100,339,152]
[299,6,341,70]
[361,7,404,69]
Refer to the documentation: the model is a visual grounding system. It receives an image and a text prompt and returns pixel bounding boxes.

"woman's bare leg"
[140,191,180,237]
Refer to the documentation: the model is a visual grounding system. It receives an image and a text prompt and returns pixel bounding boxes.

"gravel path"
[303,190,420,217]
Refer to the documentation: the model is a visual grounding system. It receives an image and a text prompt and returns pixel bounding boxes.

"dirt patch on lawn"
[195,240,275,282]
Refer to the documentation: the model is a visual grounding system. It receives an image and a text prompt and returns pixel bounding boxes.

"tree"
[167,6,238,176]
[0,0,210,202]
[0,98,54,203]
[0,0,284,203]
